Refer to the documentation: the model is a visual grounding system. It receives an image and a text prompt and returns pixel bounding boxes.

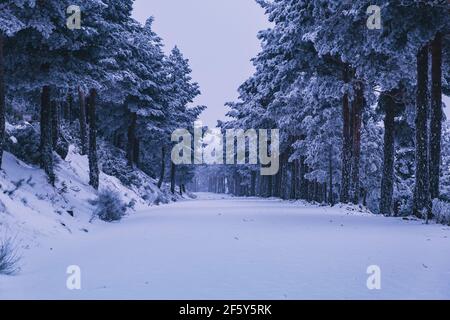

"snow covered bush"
[432,199,450,226]
[98,140,141,187]
[90,189,127,222]
[0,237,21,275]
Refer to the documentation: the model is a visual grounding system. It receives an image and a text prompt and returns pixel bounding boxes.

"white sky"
[132,0,269,128]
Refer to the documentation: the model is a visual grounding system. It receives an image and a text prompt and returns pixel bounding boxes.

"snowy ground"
[1,192,449,300]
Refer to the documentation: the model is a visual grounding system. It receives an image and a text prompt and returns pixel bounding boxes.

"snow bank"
[0,147,183,249]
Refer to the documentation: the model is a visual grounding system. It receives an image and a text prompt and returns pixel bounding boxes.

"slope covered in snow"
[0,148,185,251]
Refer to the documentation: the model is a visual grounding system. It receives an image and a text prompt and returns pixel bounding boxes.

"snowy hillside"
[0,148,186,251]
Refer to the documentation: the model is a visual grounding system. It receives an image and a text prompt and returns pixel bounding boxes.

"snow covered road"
[1,193,450,299]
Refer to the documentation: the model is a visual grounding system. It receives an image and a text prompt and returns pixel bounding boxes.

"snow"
[0,147,175,253]
[1,191,449,300]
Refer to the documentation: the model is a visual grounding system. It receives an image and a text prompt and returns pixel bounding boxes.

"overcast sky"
[132,0,269,128]
[132,1,450,125]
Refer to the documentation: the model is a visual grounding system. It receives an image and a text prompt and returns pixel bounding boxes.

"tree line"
[197,0,450,218]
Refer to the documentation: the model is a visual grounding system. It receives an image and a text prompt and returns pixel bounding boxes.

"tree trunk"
[66,93,73,122]
[299,156,308,199]
[250,171,256,196]
[267,175,273,197]
[328,145,334,205]
[133,138,140,167]
[290,160,297,199]
[0,33,5,169]
[85,96,90,125]
[413,45,431,218]
[379,96,396,215]
[127,112,137,167]
[78,87,88,155]
[88,89,99,190]
[170,161,176,194]
[51,100,60,149]
[340,65,352,203]
[295,159,300,199]
[351,82,364,204]
[430,32,442,200]
[40,86,55,186]
[157,146,166,189]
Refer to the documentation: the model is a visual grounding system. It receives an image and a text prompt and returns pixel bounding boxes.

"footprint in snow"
[422,264,428,269]
[234,237,239,240]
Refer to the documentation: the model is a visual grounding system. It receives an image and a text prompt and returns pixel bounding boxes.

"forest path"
[1,193,450,299]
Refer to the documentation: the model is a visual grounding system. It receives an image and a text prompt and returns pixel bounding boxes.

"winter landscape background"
[0,0,450,299]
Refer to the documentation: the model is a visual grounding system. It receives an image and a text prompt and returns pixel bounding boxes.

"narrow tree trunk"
[328,145,334,205]
[133,138,140,167]
[340,65,352,203]
[290,160,297,199]
[40,86,55,186]
[295,159,300,199]
[430,33,442,200]
[127,112,137,167]
[379,97,396,215]
[0,33,5,169]
[85,96,90,125]
[250,171,256,196]
[51,100,60,149]
[235,174,240,196]
[170,161,176,194]
[267,175,273,197]
[299,156,308,199]
[66,94,73,122]
[88,89,99,190]
[78,87,88,155]
[351,82,364,204]
[157,146,165,189]
[413,45,431,218]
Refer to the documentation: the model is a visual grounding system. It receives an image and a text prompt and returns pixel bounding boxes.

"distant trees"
[205,0,450,219]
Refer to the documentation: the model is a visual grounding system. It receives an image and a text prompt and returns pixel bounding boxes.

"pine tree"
[0,0,28,168]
